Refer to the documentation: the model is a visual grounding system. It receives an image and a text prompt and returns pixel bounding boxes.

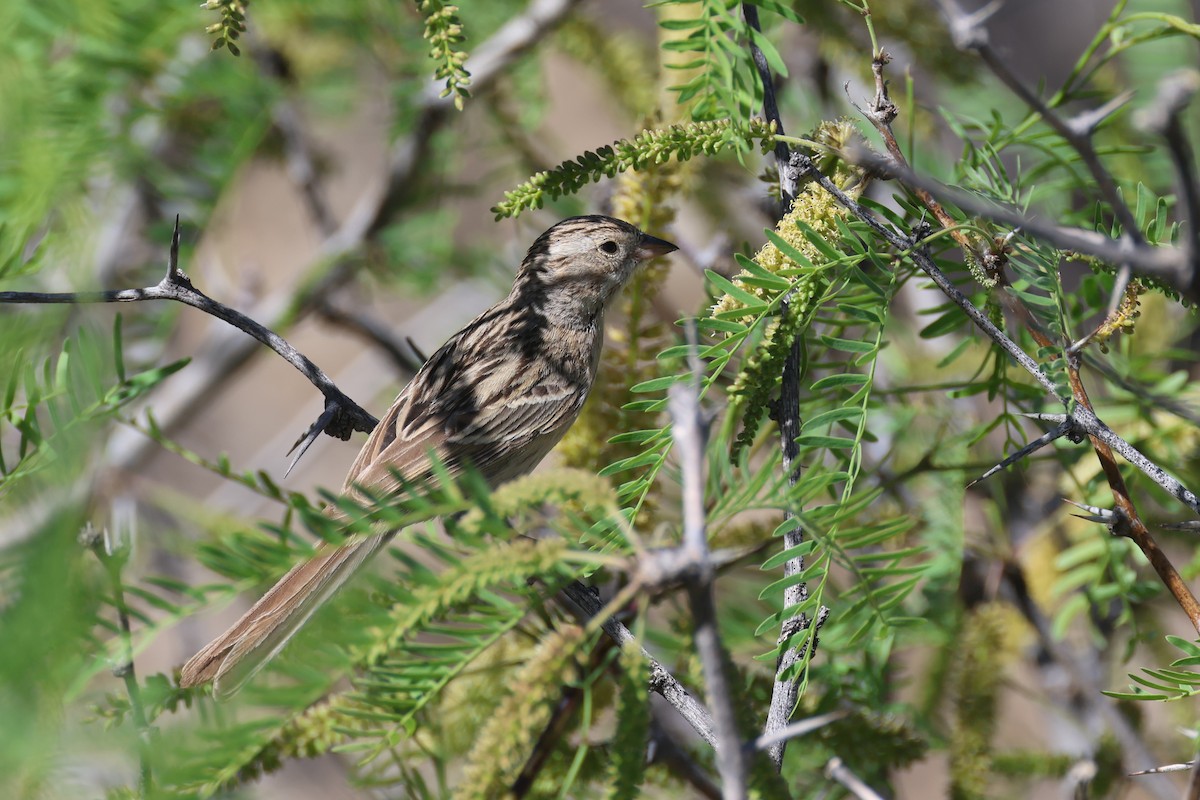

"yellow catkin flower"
[278,696,368,759]
[434,631,536,758]
[456,468,615,533]
[712,119,864,324]
[1094,279,1143,353]
[454,625,587,799]
[714,121,867,451]
[950,601,1030,800]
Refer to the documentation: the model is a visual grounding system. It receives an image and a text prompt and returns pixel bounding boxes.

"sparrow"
[180,215,677,696]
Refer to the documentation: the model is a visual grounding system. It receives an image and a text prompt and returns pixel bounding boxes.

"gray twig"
[1034,408,1200,517]
[3,0,586,550]
[1128,761,1194,776]
[825,757,886,800]
[752,710,845,754]
[805,157,1065,400]
[742,4,798,207]
[967,418,1076,487]
[0,218,379,443]
[809,156,1200,517]
[762,289,810,768]
[933,0,1142,243]
[849,145,1192,300]
[559,581,718,749]
[668,365,749,799]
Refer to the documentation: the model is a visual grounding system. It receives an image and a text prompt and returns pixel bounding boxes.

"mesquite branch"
[0,218,378,445]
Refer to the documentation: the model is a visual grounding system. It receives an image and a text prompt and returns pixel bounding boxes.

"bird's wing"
[345,325,586,495]
[181,309,585,696]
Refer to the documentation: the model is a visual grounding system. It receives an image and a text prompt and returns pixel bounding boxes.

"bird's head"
[516,215,678,320]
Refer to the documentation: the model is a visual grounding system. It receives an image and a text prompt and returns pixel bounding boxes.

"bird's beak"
[635,233,679,261]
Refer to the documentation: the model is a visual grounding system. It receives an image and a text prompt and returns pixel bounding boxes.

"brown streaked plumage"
[180,216,677,697]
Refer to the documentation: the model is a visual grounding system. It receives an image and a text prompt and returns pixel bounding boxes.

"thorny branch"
[0,218,379,444]
[847,145,1189,293]
[937,0,1140,236]
[804,154,1200,631]
[967,417,1078,488]
[931,0,1200,315]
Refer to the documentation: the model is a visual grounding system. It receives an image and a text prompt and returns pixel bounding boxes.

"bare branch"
[668,372,749,798]
[742,3,799,206]
[742,4,817,767]
[848,145,1193,299]
[1048,406,1200,517]
[825,757,887,800]
[3,0,585,504]
[967,418,1075,487]
[0,218,379,443]
[853,48,976,257]
[802,156,1065,399]
[798,149,1200,629]
[559,581,718,750]
[762,288,810,768]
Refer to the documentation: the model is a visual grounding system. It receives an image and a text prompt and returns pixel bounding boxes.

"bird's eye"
[599,240,619,255]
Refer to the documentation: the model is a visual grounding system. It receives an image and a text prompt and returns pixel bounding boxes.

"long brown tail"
[180,532,395,698]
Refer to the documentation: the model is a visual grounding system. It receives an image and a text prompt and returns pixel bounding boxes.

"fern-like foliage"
[0,319,188,495]
[491,118,777,219]
[416,0,471,109]
[657,0,801,122]
[14,1,1200,797]
[1106,635,1200,702]
[605,646,649,800]
[202,0,249,56]
[455,625,587,799]
[143,468,622,793]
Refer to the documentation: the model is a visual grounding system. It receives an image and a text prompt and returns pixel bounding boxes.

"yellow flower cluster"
[1094,279,1144,353]
[950,601,1030,797]
[456,625,587,799]
[712,120,863,323]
